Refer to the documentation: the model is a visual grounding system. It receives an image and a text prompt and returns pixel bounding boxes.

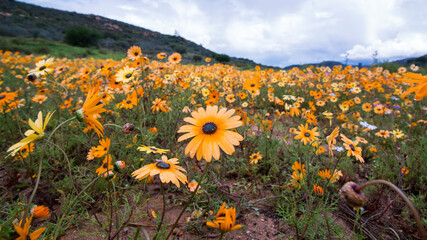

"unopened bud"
[114,161,126,171]
[122,123,135,135]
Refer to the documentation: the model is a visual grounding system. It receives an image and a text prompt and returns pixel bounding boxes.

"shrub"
[192,55,202,62]
[213,53,230,63]
[64,26,102,47]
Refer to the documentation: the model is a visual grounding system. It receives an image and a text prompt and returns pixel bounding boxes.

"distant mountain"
[0,0,273,68]
[392,54,427,67]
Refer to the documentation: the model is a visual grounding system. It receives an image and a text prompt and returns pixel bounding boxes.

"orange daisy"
[132,155,187,188]
[177,105,243,162]
[76,86,107,137]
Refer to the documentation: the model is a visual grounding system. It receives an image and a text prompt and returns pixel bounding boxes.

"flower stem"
[154,182,166,240]
[20,116,76,227]
[355,179,426,239]
[218,231,225,240]
[165,161,211,240]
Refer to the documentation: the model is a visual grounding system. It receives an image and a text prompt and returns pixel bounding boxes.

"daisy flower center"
[0,95,5,100]
[250,84,255,87]
[304,132,311,137]
[125,73,132,78]
[156,161,171,169]
[39,66,47,71]
[349,144,355,151]
[150,147,158,151]
[202,122,218,134]
[126,100,131,104]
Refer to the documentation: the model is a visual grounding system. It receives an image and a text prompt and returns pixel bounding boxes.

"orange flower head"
[294,124,319,145]
[177,105,244,162]
[341,134,364,163]
[206,202,242,233]
[32,205,51,218]
[76,87,107,137]
[132,155,187,188]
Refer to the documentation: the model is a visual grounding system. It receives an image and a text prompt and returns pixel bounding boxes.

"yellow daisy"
[115,66,136,83]
[137,145,169,154]
[29,57,54,76]
[177,105,243,162]
[132,155,187,188]
[293,123,319,145]
[7,111,54,157]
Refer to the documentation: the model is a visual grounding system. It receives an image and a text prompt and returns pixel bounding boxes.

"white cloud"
[342,33,427,60]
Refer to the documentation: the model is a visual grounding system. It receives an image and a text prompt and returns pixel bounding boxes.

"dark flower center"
[202,122,217,134]
[250,84,255,87]
[22,148,27,152]
[103,163,108,168]
[134,52,139,56]
[39,66,47,71]
[0,95,5,100]
[27,74,37,82]
[156,161,171,169]
[125,73,132,78]
[126,100,131,104]
[304,132,311,137]
[150,147,158,151]
[349,144,355,151]
[103,94,107,98]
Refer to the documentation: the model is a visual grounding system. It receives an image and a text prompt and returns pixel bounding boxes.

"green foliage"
[64,26,102,47]
[192,55,202,62]
[0,36,125,59]
[213,53,231,63]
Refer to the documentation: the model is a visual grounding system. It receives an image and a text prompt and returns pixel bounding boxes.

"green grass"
[0,36,125,60]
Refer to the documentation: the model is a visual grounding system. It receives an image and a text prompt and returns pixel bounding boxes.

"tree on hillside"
[64,26,101,47]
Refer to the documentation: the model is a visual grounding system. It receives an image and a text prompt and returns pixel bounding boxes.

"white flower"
[334,146,344,152]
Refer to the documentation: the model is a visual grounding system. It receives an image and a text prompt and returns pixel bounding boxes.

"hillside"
[284,61,345,70]
[0,0,270,68]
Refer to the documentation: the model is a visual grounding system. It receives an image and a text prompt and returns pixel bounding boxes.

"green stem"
[52,167,114,239]
[154,182,166,240]
[108,178,113,239]
[218,231,225,240]
[165,161,211,240]
[20,116,77,227]
[356,180,427,239]
[104,123,123,129]
[133,227,141,240]
[45,79,68,97]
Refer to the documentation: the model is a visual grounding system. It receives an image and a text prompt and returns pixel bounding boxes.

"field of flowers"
[0,47,426,240]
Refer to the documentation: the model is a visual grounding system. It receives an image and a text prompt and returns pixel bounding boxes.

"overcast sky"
[20,0,427,67]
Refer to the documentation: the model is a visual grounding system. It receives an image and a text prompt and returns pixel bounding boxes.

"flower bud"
[75,109,85,122]
[339,181,367,208]
[122,123,135,135]
[26,73,38,82]
[114,161,126,171]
